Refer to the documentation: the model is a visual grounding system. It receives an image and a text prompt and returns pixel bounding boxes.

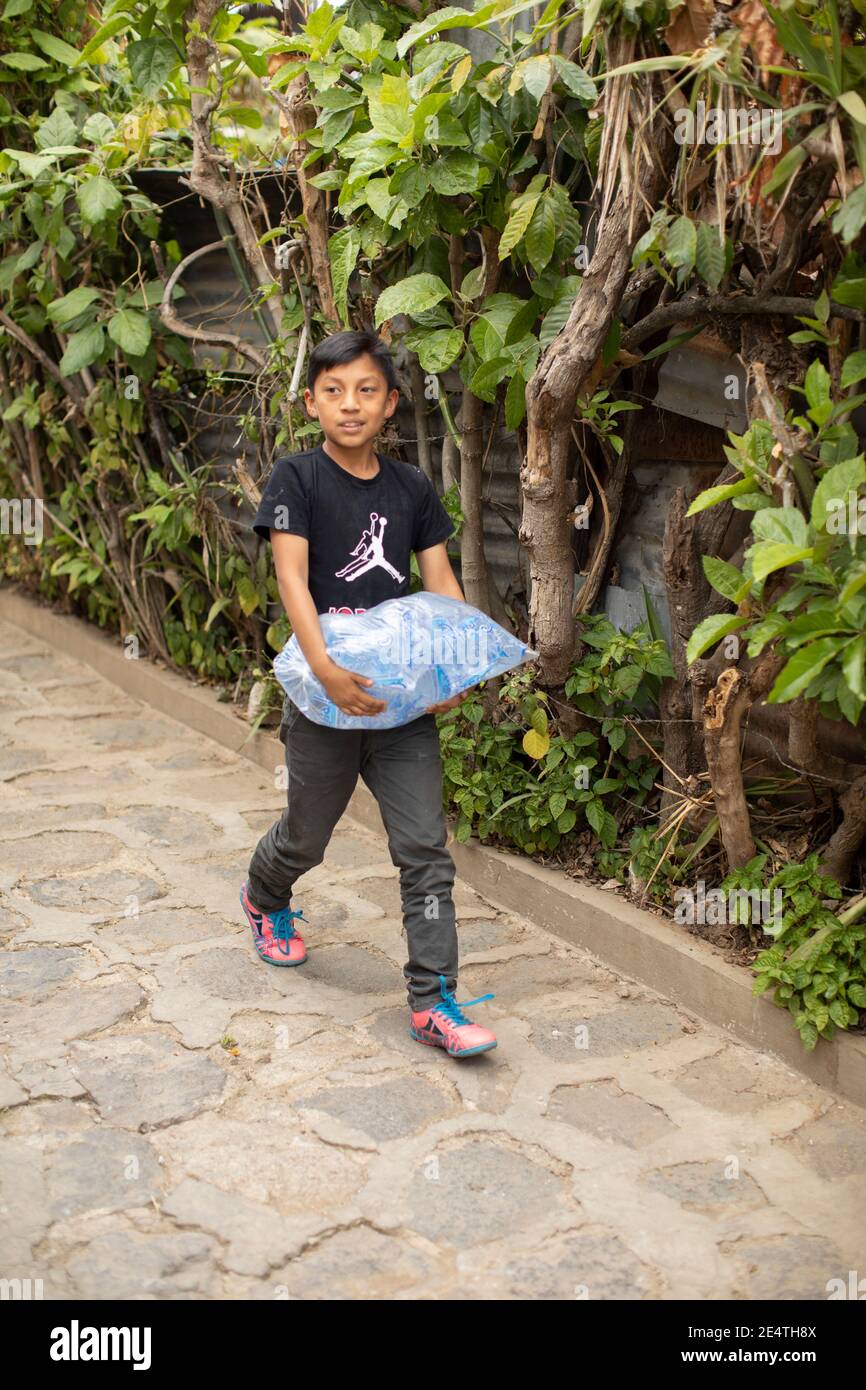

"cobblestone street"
[1,616,865,1301]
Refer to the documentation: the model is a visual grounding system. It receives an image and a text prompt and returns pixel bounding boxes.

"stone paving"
[1,616,865,1301]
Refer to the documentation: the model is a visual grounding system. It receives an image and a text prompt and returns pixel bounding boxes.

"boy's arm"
[417,541,465,601]
[416,541,472,715]
[270,531,385,715]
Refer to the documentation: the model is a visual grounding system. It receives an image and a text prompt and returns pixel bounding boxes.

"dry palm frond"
[714,129,728,238]
[594,29,636,238]
[627,77,658,238]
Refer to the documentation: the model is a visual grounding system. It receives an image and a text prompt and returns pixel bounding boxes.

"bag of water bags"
[273,591,537,730]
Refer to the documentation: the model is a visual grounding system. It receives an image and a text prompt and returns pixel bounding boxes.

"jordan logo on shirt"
[335,512,405,584]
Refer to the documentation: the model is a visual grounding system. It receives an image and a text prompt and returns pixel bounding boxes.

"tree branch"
[622,293,865,354]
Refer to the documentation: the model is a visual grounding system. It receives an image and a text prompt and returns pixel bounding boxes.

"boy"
[241,329,497,1059]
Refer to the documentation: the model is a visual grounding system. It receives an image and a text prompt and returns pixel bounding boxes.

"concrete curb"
[3,583,865,1109]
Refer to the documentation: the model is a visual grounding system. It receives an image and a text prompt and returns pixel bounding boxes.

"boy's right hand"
[316,661,387,716]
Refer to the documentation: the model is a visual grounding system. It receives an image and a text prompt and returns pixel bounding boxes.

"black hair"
[307,330,398,395]
[229,3,306,25]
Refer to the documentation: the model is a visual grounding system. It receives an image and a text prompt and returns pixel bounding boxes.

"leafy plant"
[440,617,664,858]
[749,855,866,1050]
[686,328,866,730]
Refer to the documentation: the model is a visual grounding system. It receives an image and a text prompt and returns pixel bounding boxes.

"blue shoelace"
[269,906,308,955]
[429,972,494,1025]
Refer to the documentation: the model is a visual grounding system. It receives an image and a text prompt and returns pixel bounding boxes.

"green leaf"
[749,541,814,583]
[538,277,581,345]
[344,21,386,63]
[841,351,866,390]
[327,225,361,328]
[396,7,479,58]
[428,152,480,196]
[35,108,77,150]
[368,73,412,143]
[517,55,553,102]
[364,177,405,227]
[839,90,866,124]
[525,195,556,273]
[81,112,115,146]
[828,998,850,1029]
[695,222,724,289]
[811,455,866,529]
[235,575,261,617]
[341,136,403,190]
[77,175,123,224]
[29,29,81,65]
[76,13,131,64]
[4,150,53,178]
[47,286,101,327]
[127,37,178,97]
[205,596,233,631]
[768,637,848,703]
[59,324,104,375]
[1,52,48,70]
[832,185,866,244]
[470,354,510,402]
[702,554,747,602]
[804,358,831,413]
[530,705,549,737]
[762,141,807,197]
[317,87,363,113]
[472,293,527,352]
[549,791,566,819]
[390,163,427,208]
[552,55,596,101]
[374,273,450,327]
[843,633,866,699]
[107,309,152,357]
[751,506,810,547]
[498,175,546,261]
[307,169,344,191]
[505,368,527,429]
[686,477,755,515]
[686,614,746,666]
[414,327,463,373]
[665,215,696,272]
[1,0,33,16]
[832,253,866,309]
[840,562,866,605]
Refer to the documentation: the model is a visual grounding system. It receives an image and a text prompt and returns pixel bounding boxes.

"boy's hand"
[426,689,471,715]
[317,660,387,716]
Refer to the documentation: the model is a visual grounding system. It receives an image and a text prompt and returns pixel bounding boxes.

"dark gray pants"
[246,696,458,1011]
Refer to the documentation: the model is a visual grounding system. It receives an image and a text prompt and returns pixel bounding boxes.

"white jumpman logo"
[335,512,405,584]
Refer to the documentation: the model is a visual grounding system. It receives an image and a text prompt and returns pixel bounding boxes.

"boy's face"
[304,353,398,450]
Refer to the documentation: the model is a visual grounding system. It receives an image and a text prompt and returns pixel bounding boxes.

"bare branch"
[152,240,269,372]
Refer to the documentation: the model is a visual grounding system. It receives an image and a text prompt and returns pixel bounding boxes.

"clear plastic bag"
[273,592,537,730]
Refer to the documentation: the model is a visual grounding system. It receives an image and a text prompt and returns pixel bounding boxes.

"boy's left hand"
[426,689,472,716]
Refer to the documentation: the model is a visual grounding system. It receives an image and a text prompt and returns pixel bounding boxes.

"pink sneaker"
[240,882,308,966]
[409,974,497,1057]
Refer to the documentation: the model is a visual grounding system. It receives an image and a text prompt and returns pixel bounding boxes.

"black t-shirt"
[251,444,454,615]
